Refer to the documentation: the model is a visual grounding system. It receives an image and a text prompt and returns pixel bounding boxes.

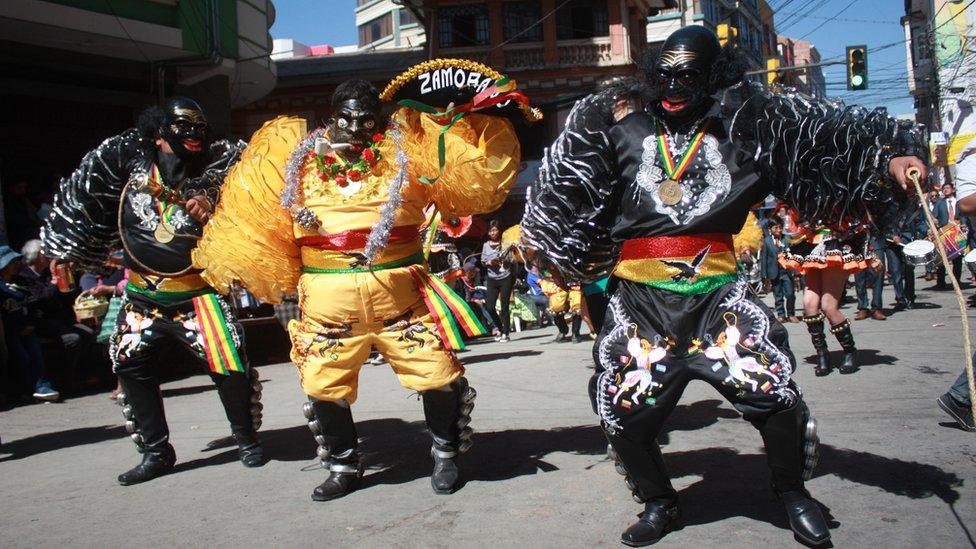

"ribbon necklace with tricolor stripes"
[654,118,712,206]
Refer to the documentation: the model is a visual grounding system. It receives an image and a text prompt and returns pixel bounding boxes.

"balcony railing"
[504,43,546,70]
[557,37,613,67]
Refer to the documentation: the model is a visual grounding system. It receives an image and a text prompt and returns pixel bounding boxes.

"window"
[400,7,419,27]
[439,4,490,47]
[503,1,543,43]
[358,12,393,46]
[556,0,609,40]
[700,0,720,24]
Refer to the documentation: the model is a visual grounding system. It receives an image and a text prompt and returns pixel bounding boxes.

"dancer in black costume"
[523,26,926,547]
[42,98,264,485]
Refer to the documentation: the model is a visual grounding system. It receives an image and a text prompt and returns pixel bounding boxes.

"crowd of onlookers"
[735,181,972,325]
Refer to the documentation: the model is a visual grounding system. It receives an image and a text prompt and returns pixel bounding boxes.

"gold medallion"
[154,221,175,244]
[658,179,683,206]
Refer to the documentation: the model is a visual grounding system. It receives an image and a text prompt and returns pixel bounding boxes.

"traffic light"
[766,58,781,87]
[847,45,868,90]
[717,24,738,47]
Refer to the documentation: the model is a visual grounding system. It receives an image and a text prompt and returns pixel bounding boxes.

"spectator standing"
[0,245,59,401]
[481,220,515,342]
[854,235,886,320]
[761,220,798,322]
[933,190,964,289]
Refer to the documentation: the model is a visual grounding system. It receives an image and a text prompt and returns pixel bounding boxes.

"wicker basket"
[74,291,110,322]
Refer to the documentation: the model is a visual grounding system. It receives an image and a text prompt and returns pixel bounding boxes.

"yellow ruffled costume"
[193,109,519,402]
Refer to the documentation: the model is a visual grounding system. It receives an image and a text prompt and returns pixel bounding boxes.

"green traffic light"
[851,75,864,87]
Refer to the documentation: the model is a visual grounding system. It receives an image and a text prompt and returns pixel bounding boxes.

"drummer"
[891,201,928,309]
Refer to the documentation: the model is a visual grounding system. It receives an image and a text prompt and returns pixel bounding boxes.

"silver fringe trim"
[363,121,408,265]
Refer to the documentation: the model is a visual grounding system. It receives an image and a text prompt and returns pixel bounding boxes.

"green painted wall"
[47,0,241,58]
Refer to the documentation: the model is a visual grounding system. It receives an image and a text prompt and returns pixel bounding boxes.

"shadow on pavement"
[666,442,964,532]
[0,425,124,462]
[803,349,897,369]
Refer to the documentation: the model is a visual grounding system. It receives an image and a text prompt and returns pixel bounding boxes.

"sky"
[270,0,916,116]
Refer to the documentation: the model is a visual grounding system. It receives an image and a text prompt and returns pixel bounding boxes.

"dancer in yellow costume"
[194,62,539,500]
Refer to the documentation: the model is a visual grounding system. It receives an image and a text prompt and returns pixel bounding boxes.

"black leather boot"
[803,314,831,376]
[758,401,830,547]
[606,430,681,546]
[117,373,174,485]
[571,315,583,343]
[117,443,176,486]
[552,314,569,342]
[305,399,361,501]
[422,377,476,494]
[213,370,265,467]
[621,500,683,547]
[830,319,858,374]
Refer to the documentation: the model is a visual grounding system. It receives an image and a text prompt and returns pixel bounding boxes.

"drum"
[965,248,976,269]
[903,240,936,266]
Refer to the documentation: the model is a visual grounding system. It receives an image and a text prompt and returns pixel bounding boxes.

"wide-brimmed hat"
[0,245,23,271]
[380,58,542,123]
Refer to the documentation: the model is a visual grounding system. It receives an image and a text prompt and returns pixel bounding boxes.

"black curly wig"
[331,79,382,114]
[137,105,165,140]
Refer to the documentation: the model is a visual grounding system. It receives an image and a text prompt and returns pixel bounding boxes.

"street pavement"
[1,280,974,548]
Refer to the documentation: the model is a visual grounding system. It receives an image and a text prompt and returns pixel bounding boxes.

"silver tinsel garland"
[279,122,409,266]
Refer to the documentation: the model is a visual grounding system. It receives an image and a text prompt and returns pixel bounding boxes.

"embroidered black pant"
[591,280,816,503]
[112,291,255,453]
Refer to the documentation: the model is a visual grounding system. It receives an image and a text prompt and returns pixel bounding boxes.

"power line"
[798,2,857,40]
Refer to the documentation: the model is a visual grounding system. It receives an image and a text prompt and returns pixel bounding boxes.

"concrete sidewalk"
[1,280,974,548]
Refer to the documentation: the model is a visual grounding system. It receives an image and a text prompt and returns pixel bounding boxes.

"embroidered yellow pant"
[288,267,463,403]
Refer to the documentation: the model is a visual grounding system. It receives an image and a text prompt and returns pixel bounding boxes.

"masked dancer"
[522,26,926,547]
[42,98,264,485]
[193,63,538,500]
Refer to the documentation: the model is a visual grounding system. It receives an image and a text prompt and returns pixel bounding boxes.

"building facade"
[904,0,976,171]
[356,0,426,50]
[776,36,826,98]
[0,0,276,188]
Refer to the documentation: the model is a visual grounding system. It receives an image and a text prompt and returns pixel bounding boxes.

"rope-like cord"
[908,167,976,421]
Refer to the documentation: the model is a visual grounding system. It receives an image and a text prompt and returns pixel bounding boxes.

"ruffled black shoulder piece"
[41,128,150,272]
[521,88,621,281]
[729,82,925,232]
[181,139,247,205]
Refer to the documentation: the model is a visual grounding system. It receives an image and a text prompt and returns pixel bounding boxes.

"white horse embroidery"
[704,325,779,392]
[614,331,667,405]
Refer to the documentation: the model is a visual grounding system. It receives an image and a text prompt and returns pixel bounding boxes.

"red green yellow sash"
[408,265,486,350]
[656,119,711,181]
[192,293,246,375]
[614,233,738,295]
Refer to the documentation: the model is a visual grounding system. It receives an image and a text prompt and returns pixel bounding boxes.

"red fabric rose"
[372,133,384,143]
[323,155,335,165]
[347,169,362,182]
[334,174,348,187]
[361,149,375,162]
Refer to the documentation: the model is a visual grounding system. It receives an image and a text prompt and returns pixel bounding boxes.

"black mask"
[159,97,210,160]
[647,26,721,122]
[326,99,381,156]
